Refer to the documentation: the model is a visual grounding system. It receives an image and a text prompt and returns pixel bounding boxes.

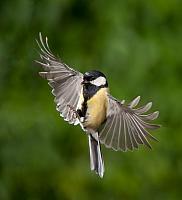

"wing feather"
[117,114,122,150]
[128,96,140,108]
[119,112,127,151]
[133,102,152,114]
[125,113,138,149]
[140,111,159,121]
[99,95,160,151]
[36,33,83,125]
[124,112,134,150]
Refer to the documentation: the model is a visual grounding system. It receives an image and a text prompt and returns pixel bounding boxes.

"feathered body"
[78,87,108,131]
[76,79,109,177]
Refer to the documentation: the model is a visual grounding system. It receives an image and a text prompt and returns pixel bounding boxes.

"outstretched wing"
[36,33,83,125]
[99,95,160,151]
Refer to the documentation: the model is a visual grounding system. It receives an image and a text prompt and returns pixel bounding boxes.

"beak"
[81,80,88,84]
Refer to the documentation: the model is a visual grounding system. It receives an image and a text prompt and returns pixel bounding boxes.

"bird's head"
[82,70,108,88]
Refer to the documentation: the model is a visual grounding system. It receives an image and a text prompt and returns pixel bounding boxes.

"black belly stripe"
[77,84,102,119]
[77,100,87,118]
[82,100,88,117]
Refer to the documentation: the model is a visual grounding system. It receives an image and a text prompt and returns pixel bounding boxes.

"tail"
[88,133,104,178]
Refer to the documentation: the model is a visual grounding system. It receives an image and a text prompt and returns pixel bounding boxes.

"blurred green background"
[0,0,182,199]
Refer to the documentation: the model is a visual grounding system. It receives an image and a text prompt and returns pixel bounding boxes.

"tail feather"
[88,134,104,178]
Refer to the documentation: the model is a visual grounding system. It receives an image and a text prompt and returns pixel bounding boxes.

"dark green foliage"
[0,0,181,199]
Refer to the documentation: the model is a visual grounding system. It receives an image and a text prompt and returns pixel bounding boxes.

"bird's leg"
[67,105,86,123]
[67,105,80,120]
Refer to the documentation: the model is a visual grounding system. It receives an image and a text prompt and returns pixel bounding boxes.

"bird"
[36,33,160,178]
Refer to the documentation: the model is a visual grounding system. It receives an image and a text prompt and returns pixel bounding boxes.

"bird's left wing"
[36,33,83,125]
[99,95,160,151]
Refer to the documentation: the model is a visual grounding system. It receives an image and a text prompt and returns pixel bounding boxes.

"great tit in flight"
[36,33,160,178]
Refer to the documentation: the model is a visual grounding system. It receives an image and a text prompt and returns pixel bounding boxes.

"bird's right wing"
[36,33,83,125]
[99,95,160,151]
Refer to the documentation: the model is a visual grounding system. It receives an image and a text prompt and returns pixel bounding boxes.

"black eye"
[89,76,95,81]
[84,75,94,81]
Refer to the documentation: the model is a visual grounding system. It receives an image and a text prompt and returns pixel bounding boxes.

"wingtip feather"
[129,96,141,108]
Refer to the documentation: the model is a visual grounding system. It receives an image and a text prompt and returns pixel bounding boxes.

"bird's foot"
[67,105,79,120]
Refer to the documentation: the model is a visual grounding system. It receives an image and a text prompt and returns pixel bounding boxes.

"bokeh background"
[0,0,182,199]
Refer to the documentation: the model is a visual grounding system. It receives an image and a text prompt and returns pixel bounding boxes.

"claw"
[67,105,79,119]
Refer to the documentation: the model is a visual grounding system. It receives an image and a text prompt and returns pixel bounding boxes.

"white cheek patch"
[91,76,106,86]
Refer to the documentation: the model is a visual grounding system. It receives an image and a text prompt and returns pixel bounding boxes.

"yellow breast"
[84,88,108,130]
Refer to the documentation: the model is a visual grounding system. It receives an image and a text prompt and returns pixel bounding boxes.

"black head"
[82,70,108,88]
